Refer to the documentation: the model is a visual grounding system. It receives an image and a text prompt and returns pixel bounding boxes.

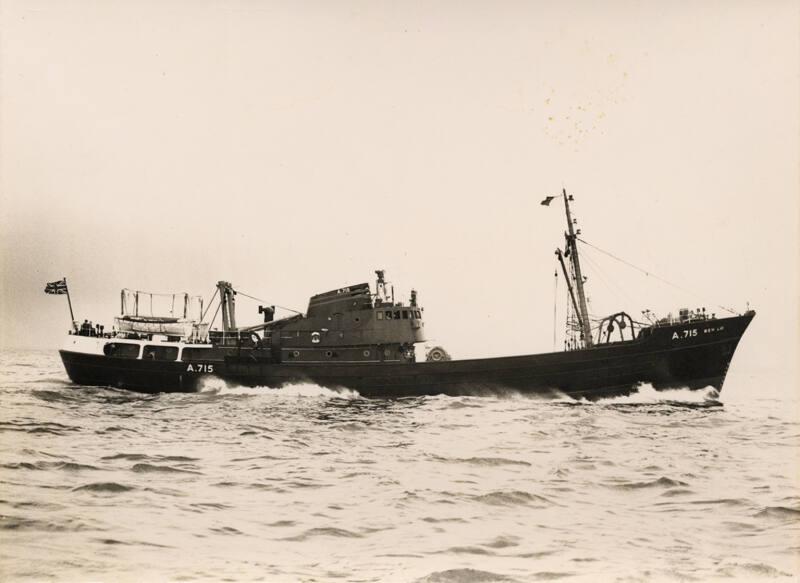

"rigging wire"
[576,237,738,315]
[579,244,637,310]
[208,299,222,332]
[200,288,219,323]
[235,290,304,315]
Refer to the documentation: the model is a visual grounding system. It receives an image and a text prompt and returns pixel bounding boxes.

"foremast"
[558,189,593,348]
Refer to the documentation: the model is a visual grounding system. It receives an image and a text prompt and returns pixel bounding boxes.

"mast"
[217,281,237,336]
[63,277,77,332]
[555,249,582,328]
[562,189,593,347]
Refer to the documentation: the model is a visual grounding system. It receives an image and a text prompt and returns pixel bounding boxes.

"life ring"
[426,346,451,362]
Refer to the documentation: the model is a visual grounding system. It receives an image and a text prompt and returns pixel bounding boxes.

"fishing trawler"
[55,190,754,399]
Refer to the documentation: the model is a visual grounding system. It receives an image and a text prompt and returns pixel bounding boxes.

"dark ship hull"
[54,190,755,400]
[60,311,753,400]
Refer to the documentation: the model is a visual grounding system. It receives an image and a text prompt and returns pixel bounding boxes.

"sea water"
[1,348,798,582]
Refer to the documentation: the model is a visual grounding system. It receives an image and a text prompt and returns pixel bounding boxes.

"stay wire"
[208,300,222,331]
[576,237,738,315]
[201,288,219,322]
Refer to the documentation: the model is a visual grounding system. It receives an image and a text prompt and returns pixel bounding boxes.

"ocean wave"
[716,562,791,578]
[415,568,517,583]
[1,462,40,471]
[32,387,151,404]
[391,383,719,405]
[73,482,135,493]
[131,463,201,475]
[425,391,573,403]
[210,526,244,535]
[282,526,364,541]
[197,378,360,399]
[0,515,93,532]
[102,453,199,462]
[94,537,172,548]
[266,520,296,527]
[2,348,798,582]
[659,488,695,497]
[688,498,748,507]
[590,384,720,405]
[472,490,553,507]
[440,546,494,555]
[0,420,80,435]
[421,516,468,524]
[100,453,150,461]
[94,426,141,435]
[431,455,531,467]
[189,502,232,511]
[610,477,689,490]
[44,461,101,472]
[755,506,800,520]
[482,535,520,549]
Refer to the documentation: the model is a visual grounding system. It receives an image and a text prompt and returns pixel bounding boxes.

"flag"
[45,279,68,295]
[540,196,555,206]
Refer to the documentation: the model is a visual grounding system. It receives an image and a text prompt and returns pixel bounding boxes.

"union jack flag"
[44,279,68,295]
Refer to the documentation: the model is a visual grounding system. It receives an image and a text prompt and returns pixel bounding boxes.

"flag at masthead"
[45,279,68,294]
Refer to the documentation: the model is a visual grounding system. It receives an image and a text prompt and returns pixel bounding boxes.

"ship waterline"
[59,311,754,399]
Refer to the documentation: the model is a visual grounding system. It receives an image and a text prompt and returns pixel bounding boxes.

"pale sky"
[1,1,798,397]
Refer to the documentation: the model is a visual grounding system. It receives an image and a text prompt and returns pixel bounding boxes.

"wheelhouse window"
[103,342,140,359]
[376,311,384,320]
[385,310,393,319]
[414,310,421,318]
[393,311,400,320]
[143,345,179,361]
[402,310,409,319]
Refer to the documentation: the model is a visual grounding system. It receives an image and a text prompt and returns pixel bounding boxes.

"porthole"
[292,350,300,358]
[363,350,370,357]
[325,350,333,357]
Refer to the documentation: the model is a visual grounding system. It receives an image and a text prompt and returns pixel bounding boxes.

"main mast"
[562,189,593,347]
[217,281,237,339]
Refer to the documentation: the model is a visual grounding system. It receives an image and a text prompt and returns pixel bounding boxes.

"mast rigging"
[560,189,593,348]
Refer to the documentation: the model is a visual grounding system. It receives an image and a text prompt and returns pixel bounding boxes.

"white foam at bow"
[591,383,720,404]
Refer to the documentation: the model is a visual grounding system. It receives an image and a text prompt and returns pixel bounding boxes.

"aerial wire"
[235,290,304,315]
[576,237,738,315]
[579,245,637,309]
